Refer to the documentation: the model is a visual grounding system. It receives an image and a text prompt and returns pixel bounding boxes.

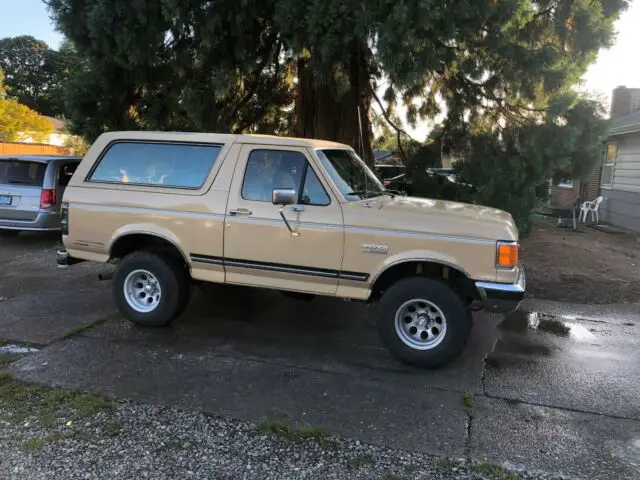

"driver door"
[224,145,344,295]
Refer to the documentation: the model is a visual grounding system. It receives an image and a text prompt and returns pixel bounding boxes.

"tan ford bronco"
[57,131,524,367]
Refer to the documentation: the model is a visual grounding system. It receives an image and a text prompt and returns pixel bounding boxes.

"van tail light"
[60,202,69,235]
[497,241,518,269]
[40,189,56,209]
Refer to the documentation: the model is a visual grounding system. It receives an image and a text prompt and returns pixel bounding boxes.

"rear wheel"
[113,251,190,327]
[376,277,471,368]
[0,230,19,238]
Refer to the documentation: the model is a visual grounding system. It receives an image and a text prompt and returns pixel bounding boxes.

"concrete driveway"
[1,234,639,479]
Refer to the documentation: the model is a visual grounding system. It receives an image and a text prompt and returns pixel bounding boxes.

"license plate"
[0,195,11,206]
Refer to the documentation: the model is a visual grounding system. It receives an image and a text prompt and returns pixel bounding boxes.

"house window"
[557,179,574,189]
[601,143,617,189]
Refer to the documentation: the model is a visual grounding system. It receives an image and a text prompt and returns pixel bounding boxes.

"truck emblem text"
[361,243,389,254]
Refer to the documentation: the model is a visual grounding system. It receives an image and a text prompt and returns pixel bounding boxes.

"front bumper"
[475,268,525,314]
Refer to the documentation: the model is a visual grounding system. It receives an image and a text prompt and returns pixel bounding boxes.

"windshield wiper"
[8,180,34,185]
[345,190,383,199]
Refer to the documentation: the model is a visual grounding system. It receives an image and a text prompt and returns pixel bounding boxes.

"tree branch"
[370,86,415,164]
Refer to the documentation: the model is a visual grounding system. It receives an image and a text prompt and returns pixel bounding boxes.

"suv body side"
[63,131,518,301]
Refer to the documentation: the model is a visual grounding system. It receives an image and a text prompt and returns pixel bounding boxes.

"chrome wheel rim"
[394,298,447,350]
[123,269,162,313]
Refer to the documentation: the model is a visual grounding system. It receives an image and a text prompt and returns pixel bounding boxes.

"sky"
[1,0,639,138]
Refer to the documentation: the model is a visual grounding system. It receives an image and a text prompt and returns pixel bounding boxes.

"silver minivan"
[0,155,81,236]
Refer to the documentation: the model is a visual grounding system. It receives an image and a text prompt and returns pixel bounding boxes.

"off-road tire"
[376,276,471,368]
[113,251,190,327]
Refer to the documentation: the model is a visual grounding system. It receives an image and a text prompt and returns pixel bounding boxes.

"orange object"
[497,242,518,269]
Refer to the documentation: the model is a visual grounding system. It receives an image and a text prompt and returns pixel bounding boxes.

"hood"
[343,195,518,242]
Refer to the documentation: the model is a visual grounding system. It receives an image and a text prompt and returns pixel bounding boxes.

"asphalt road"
[1,233,639,479]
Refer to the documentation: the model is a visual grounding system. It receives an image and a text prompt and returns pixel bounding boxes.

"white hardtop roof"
[97,131,351,149]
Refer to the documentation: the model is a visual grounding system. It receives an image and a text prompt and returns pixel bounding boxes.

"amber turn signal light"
[497,242,518,269]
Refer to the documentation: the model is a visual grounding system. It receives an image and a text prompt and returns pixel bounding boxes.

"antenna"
[357,105,364,159]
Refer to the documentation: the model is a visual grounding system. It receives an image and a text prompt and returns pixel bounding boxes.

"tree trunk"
[294,41,374,167]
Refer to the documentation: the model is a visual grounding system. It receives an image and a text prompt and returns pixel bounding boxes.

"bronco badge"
[361,243,389,254]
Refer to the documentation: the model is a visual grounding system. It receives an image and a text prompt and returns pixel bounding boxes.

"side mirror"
[272,188,299,236]
[272,188,297,206]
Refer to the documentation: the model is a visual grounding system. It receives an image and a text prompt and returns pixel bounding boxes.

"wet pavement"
[1,234,640,478]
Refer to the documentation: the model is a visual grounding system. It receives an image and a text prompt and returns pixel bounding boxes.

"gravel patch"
[0,376,568,480]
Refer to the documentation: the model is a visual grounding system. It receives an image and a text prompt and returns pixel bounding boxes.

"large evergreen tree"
[48,1,626,158]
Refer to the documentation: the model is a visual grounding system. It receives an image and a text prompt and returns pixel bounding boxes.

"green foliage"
[0,69,6,99]
[46,0,295,140]
[407,95,609,232]
[46,0,626,211]
[463,392,474,416]
[258,420,336,448]
[0,374,112,426]
[0,98,53,142]
[0,36,81,117]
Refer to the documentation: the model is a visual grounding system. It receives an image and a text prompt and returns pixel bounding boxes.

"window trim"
[314,148,385,203]
[86,140,223,191]
[601,142,617,190]
[240,148,332,206]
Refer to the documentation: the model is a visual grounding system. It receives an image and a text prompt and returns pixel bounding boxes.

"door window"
[242,149,330,205]
[58,163,78,187]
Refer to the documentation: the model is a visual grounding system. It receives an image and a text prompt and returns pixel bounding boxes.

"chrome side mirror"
[272,188,297,206]
[272,188,299,236]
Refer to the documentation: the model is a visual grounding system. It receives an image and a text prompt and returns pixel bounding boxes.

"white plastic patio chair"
[579,196,603,223]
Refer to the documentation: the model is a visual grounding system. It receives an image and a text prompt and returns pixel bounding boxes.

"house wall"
[600,131,640,233]
[549,164,602,208]
[550,184,578,207]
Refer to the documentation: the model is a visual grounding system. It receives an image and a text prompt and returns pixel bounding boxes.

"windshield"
[316,149,385,201]
[0,160,47,186]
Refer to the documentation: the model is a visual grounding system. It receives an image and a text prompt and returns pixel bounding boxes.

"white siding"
[612,133,640,193]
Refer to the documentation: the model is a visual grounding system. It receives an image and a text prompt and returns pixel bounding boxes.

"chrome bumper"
[475,268,525,314]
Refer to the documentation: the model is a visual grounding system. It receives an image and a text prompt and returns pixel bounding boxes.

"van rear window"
[0,160,47,186]
[89,142,222,189]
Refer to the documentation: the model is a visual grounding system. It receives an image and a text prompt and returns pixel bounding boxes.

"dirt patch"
[521,217,640,304]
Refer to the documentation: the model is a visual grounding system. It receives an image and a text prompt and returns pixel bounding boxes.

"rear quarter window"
[0,160,47,186]
[89,142,222,189]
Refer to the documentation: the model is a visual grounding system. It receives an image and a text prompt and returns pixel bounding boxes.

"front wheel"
[376,277,471,368]
[113,251,190,327]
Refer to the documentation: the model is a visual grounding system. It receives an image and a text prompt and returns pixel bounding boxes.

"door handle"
[290,205,305,213]
[229,208,252,216]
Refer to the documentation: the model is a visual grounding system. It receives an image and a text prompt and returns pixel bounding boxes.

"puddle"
[499,310,596,342]
[487,310,599,369]
[0,345,39,354]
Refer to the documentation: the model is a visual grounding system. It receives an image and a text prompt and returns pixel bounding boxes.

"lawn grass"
[0,370,112,428]
[258,420,338,448]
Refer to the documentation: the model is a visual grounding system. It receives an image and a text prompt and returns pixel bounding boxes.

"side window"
[58,163,78,187]
[89,142,222,189]
[242,150,306,202]
[300,167,330,206]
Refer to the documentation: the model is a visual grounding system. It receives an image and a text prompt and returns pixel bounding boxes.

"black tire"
[113,251,190,327]
[376,277,471,368]
[0,230,19,238]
